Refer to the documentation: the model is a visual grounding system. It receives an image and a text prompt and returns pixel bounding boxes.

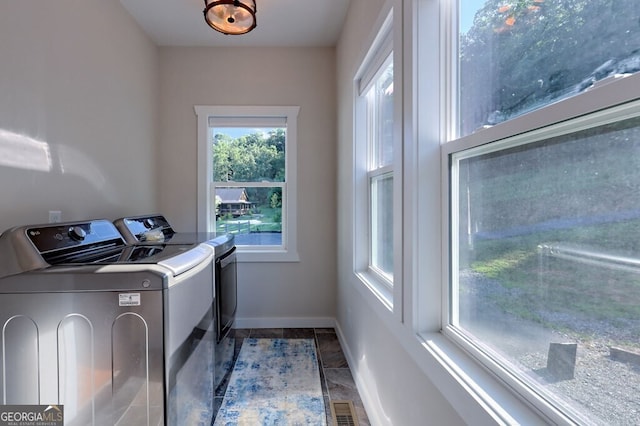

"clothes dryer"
[114,214,237,390]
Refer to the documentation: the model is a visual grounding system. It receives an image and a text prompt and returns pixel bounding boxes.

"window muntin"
[458,0,640,137]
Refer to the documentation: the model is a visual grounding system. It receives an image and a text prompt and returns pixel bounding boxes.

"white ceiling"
[120,0,351,47]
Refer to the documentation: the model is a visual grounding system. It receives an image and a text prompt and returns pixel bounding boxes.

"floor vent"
[330,400,359,426]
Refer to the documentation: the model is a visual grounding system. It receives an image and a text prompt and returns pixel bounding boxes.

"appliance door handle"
[219,247,236,268]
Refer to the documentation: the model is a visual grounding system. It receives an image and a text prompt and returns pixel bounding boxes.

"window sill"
[355,270,393,311]
[413,331,566,425]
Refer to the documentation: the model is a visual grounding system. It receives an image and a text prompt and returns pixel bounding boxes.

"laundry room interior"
[1,0,640,425]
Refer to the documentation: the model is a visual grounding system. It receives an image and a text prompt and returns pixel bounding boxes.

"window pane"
[368,60,394,168]
[215,186,282,246]
[212,127,285,182]
[371,173,393,278]
[453,115,640,423]
[459,0,640,135]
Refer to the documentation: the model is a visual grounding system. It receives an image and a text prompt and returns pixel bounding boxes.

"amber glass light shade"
[204,0,257,35]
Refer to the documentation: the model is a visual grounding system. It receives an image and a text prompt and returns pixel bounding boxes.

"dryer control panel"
[115,215,175,243]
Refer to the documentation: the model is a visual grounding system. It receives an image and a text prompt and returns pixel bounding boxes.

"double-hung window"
[441,0,640,423]
[195,106,300,262]
[367,56,394,283]
[354,10,398,308]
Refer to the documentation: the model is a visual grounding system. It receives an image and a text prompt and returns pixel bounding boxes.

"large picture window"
[442,0,640,422]
[195,106,300,262]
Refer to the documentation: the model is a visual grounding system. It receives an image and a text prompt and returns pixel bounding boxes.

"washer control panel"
[26,220,125,253]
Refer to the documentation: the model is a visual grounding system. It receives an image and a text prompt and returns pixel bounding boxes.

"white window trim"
[353,7,403,319]
[194,105,300,263]
[405,0,550,418]
[398,0,640,424]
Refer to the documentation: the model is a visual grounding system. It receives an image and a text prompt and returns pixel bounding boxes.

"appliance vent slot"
[330,400,359,426]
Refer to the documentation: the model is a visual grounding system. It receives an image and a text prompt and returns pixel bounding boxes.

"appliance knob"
[143,218,155,229]
[68,226,87,241]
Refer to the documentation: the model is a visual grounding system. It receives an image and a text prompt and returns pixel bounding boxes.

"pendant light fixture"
[203,0,257,35]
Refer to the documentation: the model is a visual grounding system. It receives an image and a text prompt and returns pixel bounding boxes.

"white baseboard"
[334,322,382,426]
[234,316,336,329]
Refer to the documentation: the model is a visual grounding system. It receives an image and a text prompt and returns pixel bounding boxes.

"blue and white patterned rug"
[213,338,327,426]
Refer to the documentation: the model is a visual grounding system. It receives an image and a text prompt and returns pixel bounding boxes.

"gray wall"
[157,46,337,326]
[0,1,159,230]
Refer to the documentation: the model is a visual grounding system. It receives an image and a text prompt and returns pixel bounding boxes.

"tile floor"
[213,328,369,425]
